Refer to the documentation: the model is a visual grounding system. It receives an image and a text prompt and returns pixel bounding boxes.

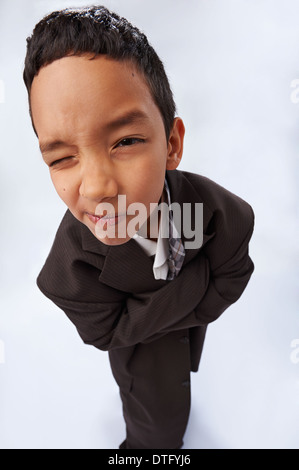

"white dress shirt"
[133,186,170,280]
[133,208,170,280]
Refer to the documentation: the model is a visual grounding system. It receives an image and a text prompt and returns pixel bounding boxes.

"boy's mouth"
[86,212,126,226]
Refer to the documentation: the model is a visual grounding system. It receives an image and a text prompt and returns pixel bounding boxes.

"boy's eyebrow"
[40,140,68,155]
[39,110,150,155]
[104,109,150,131]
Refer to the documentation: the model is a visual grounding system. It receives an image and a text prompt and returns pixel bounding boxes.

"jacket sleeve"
[38,250,210,350]
[142,204,255,342]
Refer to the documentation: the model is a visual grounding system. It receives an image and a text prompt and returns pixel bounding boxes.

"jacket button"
[181,380,190,388]
[179,336,189,344]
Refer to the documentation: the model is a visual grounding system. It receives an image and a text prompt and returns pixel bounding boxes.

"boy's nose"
[79,160,118,202]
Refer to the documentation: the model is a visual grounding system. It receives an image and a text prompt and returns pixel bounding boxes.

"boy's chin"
[93,232,132,246]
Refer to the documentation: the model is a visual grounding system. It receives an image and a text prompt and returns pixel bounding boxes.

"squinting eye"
[50,156,72,167]
[116,138,144,147]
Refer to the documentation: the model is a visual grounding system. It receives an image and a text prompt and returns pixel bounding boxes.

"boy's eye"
[49,156,72,167]
[115,137,144,147]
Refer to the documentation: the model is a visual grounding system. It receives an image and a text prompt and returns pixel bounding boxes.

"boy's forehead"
[30,54,164,141]
[31,55,152,108]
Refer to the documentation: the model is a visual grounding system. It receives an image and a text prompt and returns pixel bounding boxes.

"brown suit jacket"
[37,169,254,372]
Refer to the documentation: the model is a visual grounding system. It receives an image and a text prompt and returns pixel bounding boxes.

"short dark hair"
[23,5,176,140]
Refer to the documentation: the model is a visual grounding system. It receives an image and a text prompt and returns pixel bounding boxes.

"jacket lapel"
[80,219,167,292]
[98,239,167,292]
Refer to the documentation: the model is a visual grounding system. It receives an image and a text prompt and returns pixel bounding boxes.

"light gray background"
[0,0,298,449]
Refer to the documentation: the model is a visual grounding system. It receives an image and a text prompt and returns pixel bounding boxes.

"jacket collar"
[165,169,214,266]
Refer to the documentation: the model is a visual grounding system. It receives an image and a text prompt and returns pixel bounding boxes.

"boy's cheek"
[52,181,77,211]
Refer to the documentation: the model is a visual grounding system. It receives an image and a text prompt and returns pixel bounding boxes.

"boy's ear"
[166,117,185,170]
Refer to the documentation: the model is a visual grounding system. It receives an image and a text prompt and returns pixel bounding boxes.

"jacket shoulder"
[179,169,254,227]
[173,170,255,269]
[180,170,251,210]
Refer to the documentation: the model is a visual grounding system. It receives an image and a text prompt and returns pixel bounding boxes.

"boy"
[23,6,254,449]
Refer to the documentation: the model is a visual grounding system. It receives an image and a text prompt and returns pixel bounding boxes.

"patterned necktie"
[164,179,185,280]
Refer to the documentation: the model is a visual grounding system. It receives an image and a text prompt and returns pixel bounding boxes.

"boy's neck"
[141,187,166,242]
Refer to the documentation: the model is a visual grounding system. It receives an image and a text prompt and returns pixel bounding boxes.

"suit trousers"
[108,329,192,449]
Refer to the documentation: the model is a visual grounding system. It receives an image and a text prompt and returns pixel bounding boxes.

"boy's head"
[24,5,175,140]
[24,6,185,245]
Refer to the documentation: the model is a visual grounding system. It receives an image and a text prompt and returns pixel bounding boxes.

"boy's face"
[30,55,184,245]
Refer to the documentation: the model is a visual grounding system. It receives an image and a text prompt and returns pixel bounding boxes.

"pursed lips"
[86,211,126,226]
